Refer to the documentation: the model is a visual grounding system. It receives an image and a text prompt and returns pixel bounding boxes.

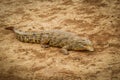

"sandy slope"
[0,0,120,80]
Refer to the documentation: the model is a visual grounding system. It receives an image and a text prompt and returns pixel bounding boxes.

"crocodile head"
[73,37,94,51]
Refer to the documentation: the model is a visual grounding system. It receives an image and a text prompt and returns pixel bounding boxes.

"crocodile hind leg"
[41,44,50,48]
[40,34,50,48]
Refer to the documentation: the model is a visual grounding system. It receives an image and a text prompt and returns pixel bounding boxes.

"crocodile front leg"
[60,45,70,55]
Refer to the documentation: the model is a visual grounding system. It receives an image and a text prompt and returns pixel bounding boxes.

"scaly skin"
[6,27,94,55]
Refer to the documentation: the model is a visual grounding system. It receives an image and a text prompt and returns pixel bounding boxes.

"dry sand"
[0,0,120,80]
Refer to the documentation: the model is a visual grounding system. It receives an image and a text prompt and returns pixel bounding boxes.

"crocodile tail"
[5,26,24,34]
[5,26,14,31]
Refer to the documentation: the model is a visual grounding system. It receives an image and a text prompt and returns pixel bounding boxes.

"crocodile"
[5,27,94,55]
